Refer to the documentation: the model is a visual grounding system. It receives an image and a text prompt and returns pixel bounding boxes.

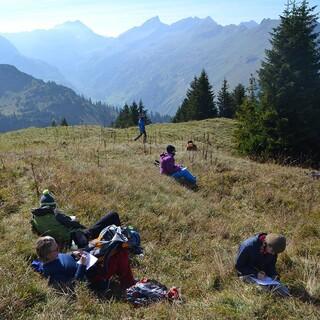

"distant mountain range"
[0,64,116,132]
[2,17,320,115]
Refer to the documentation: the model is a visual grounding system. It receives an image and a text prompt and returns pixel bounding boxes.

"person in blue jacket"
[235,233,290,297]
[36,236,87,290]
[134,114,147,143]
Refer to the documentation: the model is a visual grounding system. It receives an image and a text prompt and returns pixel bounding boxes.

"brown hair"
[36,236,57,262]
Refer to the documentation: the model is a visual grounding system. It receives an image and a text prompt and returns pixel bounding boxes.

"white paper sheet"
[250,276,280,286]
[77,252,98,270]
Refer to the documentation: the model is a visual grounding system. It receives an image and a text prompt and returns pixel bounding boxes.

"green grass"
[0,118,319,319]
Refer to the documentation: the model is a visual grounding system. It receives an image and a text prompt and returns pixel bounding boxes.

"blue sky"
[0,0,319,36]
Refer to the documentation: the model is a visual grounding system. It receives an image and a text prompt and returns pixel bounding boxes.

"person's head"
[264,234,286,255]
[187,140,193,144]
[36,236,59,263]
[166,145,176,155]
[40,189,56,208]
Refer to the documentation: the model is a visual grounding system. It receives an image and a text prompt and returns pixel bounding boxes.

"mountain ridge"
[0,64,116,132]
[2,17,319,114]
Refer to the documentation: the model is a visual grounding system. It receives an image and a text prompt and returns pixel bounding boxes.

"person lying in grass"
[235,233,290,297]
[31,189,121,248]
[35,235,135,292]
[159,145,197,185]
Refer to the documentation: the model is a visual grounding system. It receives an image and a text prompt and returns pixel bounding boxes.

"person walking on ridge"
[134,114,147,143]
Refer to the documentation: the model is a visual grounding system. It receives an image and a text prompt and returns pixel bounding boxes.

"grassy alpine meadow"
[0,118,319,319]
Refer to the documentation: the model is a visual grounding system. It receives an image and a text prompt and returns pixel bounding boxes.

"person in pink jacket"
[160,145,197,185]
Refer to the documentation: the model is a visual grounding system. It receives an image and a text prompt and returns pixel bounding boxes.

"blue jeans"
[171,168,197,185]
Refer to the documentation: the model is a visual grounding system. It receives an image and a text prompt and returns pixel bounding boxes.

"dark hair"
[188,140,193,144]
[166,145,176,154]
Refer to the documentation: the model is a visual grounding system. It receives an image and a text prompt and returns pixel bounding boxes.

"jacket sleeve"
[55,211,85,229]
[265,255,278,278]
[166,157,181,174]
[75,264,86,280]
[235,245,257,276]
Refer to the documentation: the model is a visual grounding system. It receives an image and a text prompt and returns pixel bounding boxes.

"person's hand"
[257,271,266,279]
[72,250,83,259]
[79,253,87,265]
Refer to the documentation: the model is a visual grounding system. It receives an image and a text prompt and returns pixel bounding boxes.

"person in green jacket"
[31,190,121,248]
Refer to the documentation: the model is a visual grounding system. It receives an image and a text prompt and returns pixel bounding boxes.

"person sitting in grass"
[31,189,121,248]
[160,145,197,185]
[235,233,290,297]
[186,140,197,151]
[35,236,135,291]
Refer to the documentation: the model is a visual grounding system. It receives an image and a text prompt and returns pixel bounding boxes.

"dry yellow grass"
[0,118,319,319]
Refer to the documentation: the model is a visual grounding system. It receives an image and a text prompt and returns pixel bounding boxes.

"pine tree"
[130,101,139,125]
[173,70,217,122]
[196,70,217,119]
[217,79,234,118]
[60,117,68,126]
[114,104,132,128]
[235,76,266,156]
[138,100,152,124]
[232,83,246,114]
[237,1,320,163]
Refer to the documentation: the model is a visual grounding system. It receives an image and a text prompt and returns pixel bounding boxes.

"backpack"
[126,278,180,307]
[122,226,143,255]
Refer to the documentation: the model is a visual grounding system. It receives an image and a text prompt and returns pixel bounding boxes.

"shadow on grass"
[177,180,199,192]
[88,279,125,302]
[290,285,320,306]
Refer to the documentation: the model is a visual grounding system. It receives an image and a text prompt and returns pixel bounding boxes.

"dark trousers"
[134,130,147,143]
[85,211,121,240]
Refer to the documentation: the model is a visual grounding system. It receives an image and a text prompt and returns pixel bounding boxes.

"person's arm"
[75,254,87,280]
[265,255,278,278]
[55,211,85,229]
[166,157,181,174]
[235,245,257,277]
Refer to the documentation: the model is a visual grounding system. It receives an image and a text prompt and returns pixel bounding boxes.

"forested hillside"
[0,64,116,132]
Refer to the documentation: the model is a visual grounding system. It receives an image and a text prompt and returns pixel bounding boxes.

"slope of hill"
[0,119,319,319]
[0,64,116,132]
[3,21,112,91]
[0,35,67,86]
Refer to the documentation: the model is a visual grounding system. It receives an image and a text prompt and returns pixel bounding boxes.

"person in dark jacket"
[31,190,121,248]
[134,114,147,143]
[35,236,135,291]
[36,236,87,290]
[160,145,197,185]
[235,233,290,297]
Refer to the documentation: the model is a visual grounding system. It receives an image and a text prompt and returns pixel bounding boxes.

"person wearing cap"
[159,145,197,185]
[31,190,121,248]
[235,233,290,297]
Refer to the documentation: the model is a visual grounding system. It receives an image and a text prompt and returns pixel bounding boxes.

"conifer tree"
[217,79,234,118]
[130,101,139,125]
[60,117,68,126]
[138,100,152,124]
[173,70,217,122]
[232,83,246,114]
[237,1,320,162]
[114,104,133,128]
[196,70,217,119]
